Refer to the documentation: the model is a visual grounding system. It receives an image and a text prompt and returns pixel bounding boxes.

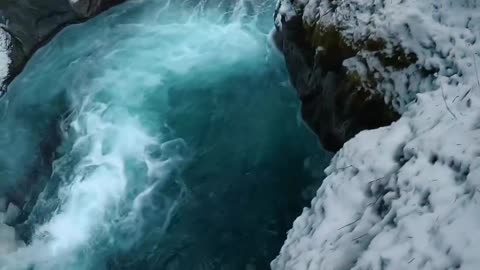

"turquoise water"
[0,1,329,269]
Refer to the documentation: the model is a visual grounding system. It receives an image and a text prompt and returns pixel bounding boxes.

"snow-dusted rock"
[273,0,480,270]
[0,28,10,91]
[273,0,402,151]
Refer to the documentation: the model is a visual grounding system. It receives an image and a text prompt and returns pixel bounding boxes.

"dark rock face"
[70,0,124,17]
[0,0,124,90]
[273,14,400,152]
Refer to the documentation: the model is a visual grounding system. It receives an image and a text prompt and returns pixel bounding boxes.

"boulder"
[272,1,436,151]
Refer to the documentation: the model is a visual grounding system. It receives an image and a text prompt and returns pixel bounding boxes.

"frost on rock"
[273,0,480,270]
[0,28,11,90]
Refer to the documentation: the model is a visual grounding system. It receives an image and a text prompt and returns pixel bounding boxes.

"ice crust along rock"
[0,28,10,90]
[273,0,480,270]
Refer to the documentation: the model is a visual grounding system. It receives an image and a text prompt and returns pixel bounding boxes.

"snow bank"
[273,0,480,269]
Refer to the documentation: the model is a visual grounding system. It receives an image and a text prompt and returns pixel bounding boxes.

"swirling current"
[0,1,330,269]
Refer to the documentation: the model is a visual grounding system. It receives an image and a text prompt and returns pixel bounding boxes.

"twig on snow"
[473,53,480,91]
[441,85,457,119]
[337,217,361,231]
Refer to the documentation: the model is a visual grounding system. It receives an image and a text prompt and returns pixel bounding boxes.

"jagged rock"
[272,1,480,269]
[272,3,424,151]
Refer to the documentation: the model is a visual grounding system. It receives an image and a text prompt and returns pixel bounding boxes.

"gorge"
[1,0,480,270]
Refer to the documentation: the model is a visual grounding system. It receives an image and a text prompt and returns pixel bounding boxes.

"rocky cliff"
[272,1,480,269]
[0,0,123,91]
[272,0,443,151]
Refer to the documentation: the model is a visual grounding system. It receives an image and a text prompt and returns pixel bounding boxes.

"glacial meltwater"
[0,1,330,269]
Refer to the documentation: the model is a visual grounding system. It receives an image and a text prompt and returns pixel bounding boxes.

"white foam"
[0,1,273,268]
[0,224,17,255]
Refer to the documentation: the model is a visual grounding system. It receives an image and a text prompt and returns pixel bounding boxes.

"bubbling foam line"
[1,89,187,269]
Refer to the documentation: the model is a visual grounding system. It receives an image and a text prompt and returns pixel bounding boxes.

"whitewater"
[0,0,329,269]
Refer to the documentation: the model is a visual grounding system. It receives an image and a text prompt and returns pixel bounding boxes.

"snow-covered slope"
[273,1,480,269]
